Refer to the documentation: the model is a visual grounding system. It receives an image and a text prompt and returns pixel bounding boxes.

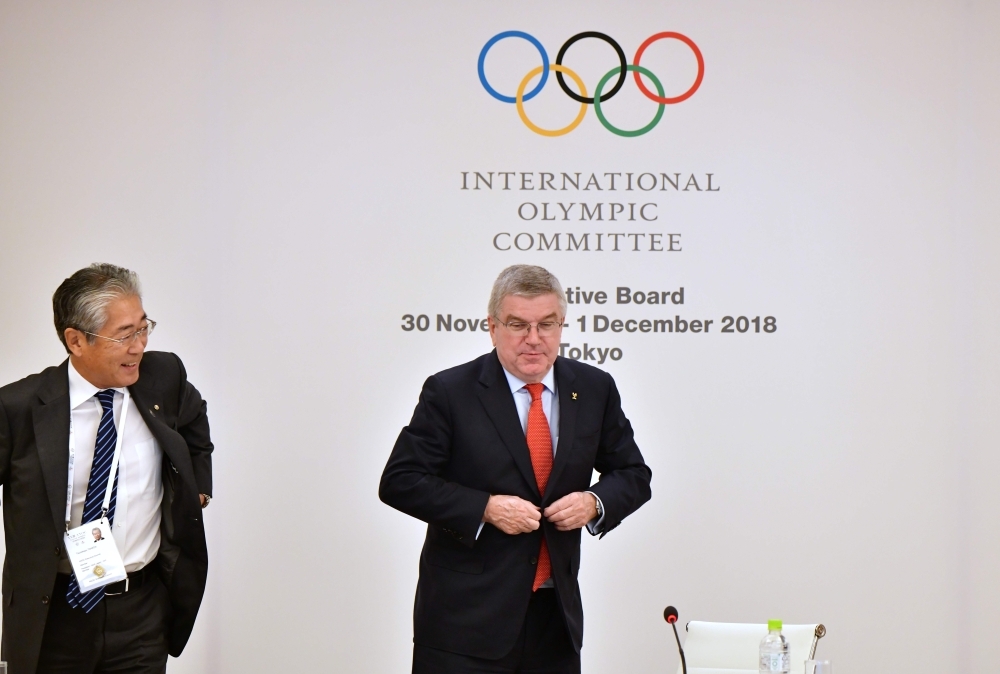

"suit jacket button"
[42,595,50,604]
[54,547,61,556]
[530,556,538,565]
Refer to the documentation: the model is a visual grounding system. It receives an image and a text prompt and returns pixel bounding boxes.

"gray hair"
[53,263,142,352]
[488,265,567,318]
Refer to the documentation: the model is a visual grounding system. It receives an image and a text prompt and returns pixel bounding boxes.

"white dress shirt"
[62,360,163,574]
[502,366,560,456]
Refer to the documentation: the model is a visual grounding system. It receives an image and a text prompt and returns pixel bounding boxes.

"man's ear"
[64,328,86,357]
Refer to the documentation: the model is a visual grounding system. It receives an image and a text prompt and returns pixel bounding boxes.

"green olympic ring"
[593,65,665,138]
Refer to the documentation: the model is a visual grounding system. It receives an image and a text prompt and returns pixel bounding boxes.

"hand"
[543,492,598,531]
[483,495,541,535]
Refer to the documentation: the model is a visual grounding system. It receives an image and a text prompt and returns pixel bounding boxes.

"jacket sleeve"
[0,395,9,490]
[379,374,491,545]
[172,353,213,497]
[588,373,652,537]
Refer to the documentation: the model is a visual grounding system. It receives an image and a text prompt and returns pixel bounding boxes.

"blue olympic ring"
[477,31,550,104]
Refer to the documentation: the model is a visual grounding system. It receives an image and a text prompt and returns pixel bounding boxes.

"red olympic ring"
[632,32,704,105]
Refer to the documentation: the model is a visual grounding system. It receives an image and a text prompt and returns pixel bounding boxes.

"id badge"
[63,518,127,592]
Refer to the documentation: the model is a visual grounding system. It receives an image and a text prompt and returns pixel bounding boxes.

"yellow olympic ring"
[515,64,588,137]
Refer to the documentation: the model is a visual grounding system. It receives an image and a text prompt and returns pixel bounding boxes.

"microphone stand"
[670,619,687,674]
[664,606,687,674]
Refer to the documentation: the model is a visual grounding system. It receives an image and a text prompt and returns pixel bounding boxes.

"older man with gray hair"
[381,264,652,674]
[0,263,214,673]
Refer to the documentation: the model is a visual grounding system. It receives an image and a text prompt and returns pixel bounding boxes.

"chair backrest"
[676,621,823,674]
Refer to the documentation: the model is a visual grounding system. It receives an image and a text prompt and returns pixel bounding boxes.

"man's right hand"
[483,494,541,535]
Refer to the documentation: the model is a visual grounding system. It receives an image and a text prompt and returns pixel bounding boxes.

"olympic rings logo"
[478,31,704,137]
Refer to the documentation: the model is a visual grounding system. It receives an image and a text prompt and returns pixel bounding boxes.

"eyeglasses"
[493,317,563,337]
[82,319,157,347]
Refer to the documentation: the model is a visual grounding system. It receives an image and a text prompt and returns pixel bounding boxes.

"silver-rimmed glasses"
[82,319,157,347]
[493,317,562,337]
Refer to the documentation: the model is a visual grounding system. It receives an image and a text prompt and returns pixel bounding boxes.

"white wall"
[1,1,998,672]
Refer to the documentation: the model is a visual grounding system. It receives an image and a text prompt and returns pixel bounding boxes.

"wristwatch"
[587,491,603,520]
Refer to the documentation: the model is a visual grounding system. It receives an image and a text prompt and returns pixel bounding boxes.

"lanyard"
[66,389,130,528]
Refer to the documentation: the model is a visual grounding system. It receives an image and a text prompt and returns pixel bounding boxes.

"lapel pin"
[153,404,160,411]
[571,392,578,400]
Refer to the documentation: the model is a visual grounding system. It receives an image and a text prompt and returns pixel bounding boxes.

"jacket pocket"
[423,544,484,575]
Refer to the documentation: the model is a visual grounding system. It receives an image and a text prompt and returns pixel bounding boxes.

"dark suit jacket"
[0,351,213,674]
[379,351,651,659]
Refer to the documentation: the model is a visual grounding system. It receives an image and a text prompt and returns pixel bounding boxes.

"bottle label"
[759,652,790,672]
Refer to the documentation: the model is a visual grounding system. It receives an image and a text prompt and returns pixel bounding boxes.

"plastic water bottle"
[759,619,790,673]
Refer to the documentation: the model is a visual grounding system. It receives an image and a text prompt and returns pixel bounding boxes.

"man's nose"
[129,337,146,355]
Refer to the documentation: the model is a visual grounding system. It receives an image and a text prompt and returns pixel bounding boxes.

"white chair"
[676,621,826,674]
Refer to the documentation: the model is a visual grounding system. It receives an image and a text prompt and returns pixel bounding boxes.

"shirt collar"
[68,359,123,410]
[501,364,556,397]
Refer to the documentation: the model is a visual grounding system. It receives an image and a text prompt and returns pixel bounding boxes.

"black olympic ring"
[555,31,627,105]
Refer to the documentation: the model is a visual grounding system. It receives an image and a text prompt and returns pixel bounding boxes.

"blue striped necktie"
[66,389,120,612]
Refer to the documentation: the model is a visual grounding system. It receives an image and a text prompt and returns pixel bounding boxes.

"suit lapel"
[545,358,577,500]
[129,370,189,481]
[32,361,71,539]
[475,351,540,498]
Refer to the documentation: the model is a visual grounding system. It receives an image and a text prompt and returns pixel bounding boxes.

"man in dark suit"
[0,263,213,673]
[380,264,652,674]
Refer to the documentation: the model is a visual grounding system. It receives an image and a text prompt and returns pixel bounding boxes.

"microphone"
[663,606,687,674]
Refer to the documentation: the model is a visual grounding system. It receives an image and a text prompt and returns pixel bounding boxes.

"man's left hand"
[543,492,598,531]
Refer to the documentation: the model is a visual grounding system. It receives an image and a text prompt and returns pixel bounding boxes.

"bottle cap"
[768,619,782,631]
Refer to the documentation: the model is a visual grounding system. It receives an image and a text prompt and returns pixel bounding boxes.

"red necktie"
[525,383,552,591]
